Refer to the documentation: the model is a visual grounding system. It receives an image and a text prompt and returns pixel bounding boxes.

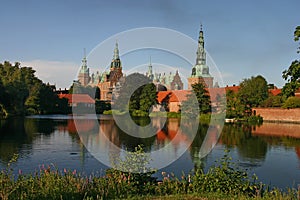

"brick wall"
[253,108,300,123]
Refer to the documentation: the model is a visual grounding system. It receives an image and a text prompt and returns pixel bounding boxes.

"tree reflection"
[220,124,267,162]
[0,118,69,163]
[188,124,209,170]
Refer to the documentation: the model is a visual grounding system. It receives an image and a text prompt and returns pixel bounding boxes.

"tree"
[182,83,211,117]
[139,83,157,113]
[238,75,268,109]
[226,89,245,118]
[0,61,69,117]
[282,26,300,98]
[114,73,156,116]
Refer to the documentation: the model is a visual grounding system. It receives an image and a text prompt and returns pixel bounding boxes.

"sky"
[0,0,299,89]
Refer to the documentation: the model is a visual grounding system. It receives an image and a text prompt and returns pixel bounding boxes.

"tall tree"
[114,73,155,115]
[182,83,211,117]
[139,83,157,113]
[226,89,245,118]
[282,26,300,98]
[238,75,268,109]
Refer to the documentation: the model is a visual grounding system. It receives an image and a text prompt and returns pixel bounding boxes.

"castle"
[77,26,214,101]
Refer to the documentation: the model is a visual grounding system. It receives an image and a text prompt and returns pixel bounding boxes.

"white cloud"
[21,60,80,89]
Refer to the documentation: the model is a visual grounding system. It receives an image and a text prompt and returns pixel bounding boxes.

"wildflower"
[64,168,67,173]
[18,169,22,175]
[72,169,77,175]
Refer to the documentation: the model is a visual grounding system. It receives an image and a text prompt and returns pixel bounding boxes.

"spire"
[147,56,154,81]
[196,24,206,65]
[82,48,87,69]
[111,41,122,69]
[113,40,119,60]
[81,48,87,72]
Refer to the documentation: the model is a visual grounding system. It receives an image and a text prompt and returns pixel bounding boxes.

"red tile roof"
[224,85,240,93]
[269,89,281,96]
[58,94,95,104]
[169,90,191,102]
[156,91,171,103]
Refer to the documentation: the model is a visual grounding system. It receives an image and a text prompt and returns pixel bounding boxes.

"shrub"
[103,110,112,115]
[167,112,181,118]
[282,96,300,109]
[131,110,148,117]
[261,95,283,107]
[192,149,262,197]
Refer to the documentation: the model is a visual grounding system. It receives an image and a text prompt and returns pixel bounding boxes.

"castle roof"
[58,94,95,104]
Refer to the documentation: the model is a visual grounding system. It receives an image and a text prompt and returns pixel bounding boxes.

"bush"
[261,95,283,107]
[282,96,300,109]
[167,112,181,118]
[131,110,148,117]
[192,150,261,197]
[95,100,111,114]
[246,115,263,125]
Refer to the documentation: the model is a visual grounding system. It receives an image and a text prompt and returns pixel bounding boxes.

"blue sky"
[0,0,299,88]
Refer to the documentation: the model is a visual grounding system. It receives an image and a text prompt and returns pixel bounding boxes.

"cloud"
[21,60,80,89]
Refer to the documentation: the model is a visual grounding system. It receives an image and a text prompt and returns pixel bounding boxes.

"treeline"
[0,61,69,118]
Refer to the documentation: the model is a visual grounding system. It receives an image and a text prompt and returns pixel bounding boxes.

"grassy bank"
[0,152,298,200]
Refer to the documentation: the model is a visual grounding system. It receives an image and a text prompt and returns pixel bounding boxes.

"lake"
[0,115,299,189]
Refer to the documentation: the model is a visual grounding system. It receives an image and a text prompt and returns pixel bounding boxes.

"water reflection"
[221,124,268,162]
[0,116,300,188]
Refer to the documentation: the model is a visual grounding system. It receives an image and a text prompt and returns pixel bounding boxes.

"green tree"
[182,83,211,117]
[238,75,268,109]
[139,83,157,113]
[193,83,211,114]
[0,61,69,116]
[115,73,156,116]
[282,26,300,98]
[226,89,245,118]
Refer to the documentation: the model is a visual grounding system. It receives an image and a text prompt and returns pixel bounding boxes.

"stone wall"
[253,108,300,123]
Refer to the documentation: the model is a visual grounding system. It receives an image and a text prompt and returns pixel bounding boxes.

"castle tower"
[109,41,123,86]
[188,25,213,89]
[146,56,154,81]
[98,41,123,101]
[78,48,90,86]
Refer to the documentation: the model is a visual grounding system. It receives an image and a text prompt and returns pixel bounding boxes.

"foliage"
[182,83,211,118]
[238,75,268,109]
[114,73,157,116]
[282,61,300,98]
[225,89,246,118]
[131,109,149,117]
[192,150,261,196]
[0,61,69,117]
[167,112,181,118]
[282,96,300,109]
[226,75,268,120]
[246,115,263,125]
[261,95,283,107]
[282,26,300,98]
[199,113,211,124]
[95,100,111,114]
